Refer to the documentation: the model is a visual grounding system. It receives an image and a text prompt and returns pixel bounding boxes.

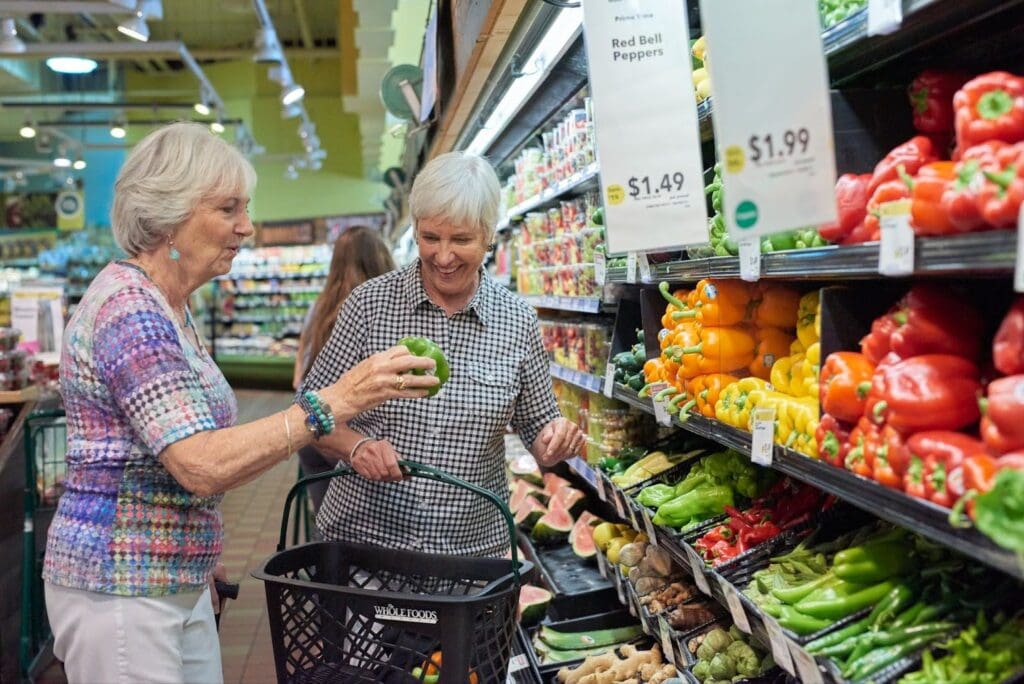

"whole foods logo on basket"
[373,604,438,624]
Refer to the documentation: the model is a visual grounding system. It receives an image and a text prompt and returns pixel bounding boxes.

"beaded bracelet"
[297,393,328,439]
[305,390,336,434]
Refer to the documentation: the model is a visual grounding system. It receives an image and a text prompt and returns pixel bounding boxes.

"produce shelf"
[498,163,600,231]
[551,367,1024,582]
[522,295,607,314]
[605,231,1017,283]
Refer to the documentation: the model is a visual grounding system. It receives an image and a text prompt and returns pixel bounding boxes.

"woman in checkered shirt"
[301,152,587,558]
[42,123,438,684]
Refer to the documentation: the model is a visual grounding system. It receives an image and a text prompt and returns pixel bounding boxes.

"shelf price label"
[626,251,638,284]
[790,644,826,684]
[603,362,616,398]
[684,545,713,595]
[868,0,904,36]
[581,0,709,254]
[718,577,752,634]
[639,507,659,546]
[637,251,652,282]
[702,0,837,240]
[658,616,677,667]
[648,382,673,427]
[613,488,628,521]
[738,236,761,282]
[879,199,915,276]
[751,406,776,466]
[764,617,797,676]
[1015,203,1024,293]
[594,250,607,287]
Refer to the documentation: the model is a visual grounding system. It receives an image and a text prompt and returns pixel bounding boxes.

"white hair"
[409,151,500,243]
[111,122,257,256]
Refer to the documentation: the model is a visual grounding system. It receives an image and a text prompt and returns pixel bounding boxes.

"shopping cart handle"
[214,580,240,601]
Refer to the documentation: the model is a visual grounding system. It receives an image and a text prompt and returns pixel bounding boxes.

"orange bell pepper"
[750,327,795,380]
[671,326,756,376]
[820,352,876,423]
[753,285,801,329]
[685,373,737,418]
[659,282,693,329]
[674,279,754,327]
[910,161,958,236]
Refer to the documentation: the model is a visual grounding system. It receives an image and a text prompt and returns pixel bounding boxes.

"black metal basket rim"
[251,540,534,607]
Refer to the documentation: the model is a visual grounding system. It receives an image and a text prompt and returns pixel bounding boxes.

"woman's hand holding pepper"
[349,438,404,482]
[532,417,587,467]
[319,345,439,421]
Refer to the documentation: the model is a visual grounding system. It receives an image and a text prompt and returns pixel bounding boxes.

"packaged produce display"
[516,192,605,298]
[541,318,613,376]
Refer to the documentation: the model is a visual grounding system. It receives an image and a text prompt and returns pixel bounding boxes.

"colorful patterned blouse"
[43,262,237,596]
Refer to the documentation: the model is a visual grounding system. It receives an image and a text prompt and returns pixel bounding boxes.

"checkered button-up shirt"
[302,260,559,557]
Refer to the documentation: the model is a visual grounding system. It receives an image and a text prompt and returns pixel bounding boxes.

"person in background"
[293,226,396,512]
[42,122,437,684]
[300,151,587,559]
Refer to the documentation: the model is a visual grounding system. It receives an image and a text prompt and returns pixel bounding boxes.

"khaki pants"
[45,582,223,684]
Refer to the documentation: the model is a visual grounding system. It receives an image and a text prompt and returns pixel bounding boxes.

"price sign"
[738,236,761,282]
[597,551,609,579]
[879,199,915,276]
[790,644,826,684]
[594,249,607,287]
[764,617,796,676]
[685,546,713,595]
[868,0,903,35]
[603,362,616,398]
[1015,204,1024,293]
[626,251,638,284]
[627,500,641,530]
[702,0,837,239]
[595,470,608,502]
[640,507,659,546]
[613,488,628,521]
[649,382,673,427]
[582,0,709,253]
[637,251,652,282]
[658,616,677,667]
[751,406,776,466]
[508,654,529,675]
[615,571,627,604]
[718,578,752,634]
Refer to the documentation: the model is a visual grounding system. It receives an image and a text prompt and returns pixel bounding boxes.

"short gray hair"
[112,122,257,256]
[409,151,500,243]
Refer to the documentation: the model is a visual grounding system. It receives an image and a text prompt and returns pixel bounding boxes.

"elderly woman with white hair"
[300,151,586,559]
[42,122,438,684]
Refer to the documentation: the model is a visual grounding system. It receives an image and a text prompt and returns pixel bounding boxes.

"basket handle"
[278,460,524,584]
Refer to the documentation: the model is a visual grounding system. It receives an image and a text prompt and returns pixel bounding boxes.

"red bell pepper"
[888,284,984,361]
[845,417,879,478]
[866,354,982,433]
[909,161,958,236]
[975,145,1024,228]
[816,413,852,468]
[868,136,939,195]
[994,297,1024,375]
[872,426,906,490]
[860,311,900,365]
[909,70,971,134]
[820,352,876,423]
[851,177,914,245]
[819,173,872,243]
[954,71,1024,149]
[904,452,927,499]
[941,142,1009,232]
[979,375,1024,454]
[902,431,986,508]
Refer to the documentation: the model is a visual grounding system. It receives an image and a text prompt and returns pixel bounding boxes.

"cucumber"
[538,624,643,650]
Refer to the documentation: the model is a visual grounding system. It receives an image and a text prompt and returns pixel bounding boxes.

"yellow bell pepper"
[797,291,820,349]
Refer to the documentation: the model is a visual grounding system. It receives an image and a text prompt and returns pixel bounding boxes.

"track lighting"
[210,120,225,134]
[73,158,87,171]
[253,26,283,64]
[281,82,305,107]
[46,57,99,74]
[53,149,71,168]
[19,119,35,139]
[110,120,126,139]
[117,2,150,43]
[0,18,25,54]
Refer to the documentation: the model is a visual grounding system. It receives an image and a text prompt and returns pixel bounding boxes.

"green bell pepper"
[796,579,896,621]
[636,483,677,509]
[398,336,450,396]
[653,483,734,528]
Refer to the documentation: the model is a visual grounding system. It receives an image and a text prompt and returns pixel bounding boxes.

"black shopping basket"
[252,460,533,684]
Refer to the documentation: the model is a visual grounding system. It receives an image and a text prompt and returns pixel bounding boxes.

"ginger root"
[557,652,616,684]
[647,664,678,684]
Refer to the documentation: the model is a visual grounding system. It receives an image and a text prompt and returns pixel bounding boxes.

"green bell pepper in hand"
[398,336,450,396]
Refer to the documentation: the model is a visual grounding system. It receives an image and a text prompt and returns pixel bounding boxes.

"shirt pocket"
[456,363,518,430]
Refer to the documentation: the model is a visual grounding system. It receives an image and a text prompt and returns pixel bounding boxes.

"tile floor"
[37,389,301,684]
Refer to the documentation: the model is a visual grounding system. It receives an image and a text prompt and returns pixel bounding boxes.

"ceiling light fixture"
[19,119,35,139]
[210,120,225,134]
[73,158,87,171]
[110,121,126,139]
[280,82,305,107]
[46,56,99,74]
[253,25,283,64]
[0,18,25,54]
[53,149,72,168]
[281,102,302,119]
[117,5,150,43]
[193,102,210,116]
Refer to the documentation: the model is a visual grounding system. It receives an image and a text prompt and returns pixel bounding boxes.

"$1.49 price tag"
[878,199,915,276]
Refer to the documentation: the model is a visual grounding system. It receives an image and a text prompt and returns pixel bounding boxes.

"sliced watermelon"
[513,496,547,530]
[509,479,546,512]
[570,516,597,560]
[554,486,586,517]
[532,495,574,545]
[568,511,599,546]
[518,584,552,627]
[509,454,543,486]
[542,472,572,496]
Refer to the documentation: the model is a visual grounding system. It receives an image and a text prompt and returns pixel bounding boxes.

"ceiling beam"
[0,1,133,14]
[189,47,339,60]
[428,0,529,158]
[292,0,315,50]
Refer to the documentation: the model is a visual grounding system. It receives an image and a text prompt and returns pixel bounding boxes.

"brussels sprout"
[709,653,737,680]
[692,660,711,682]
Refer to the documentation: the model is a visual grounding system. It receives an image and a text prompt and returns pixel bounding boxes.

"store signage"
[373,604,438,625]
[582,0,708,253]
[11,284,64,364]
[55,191,84,231]
[259,220,314,246]
[868,0,903,36]
[878,199,915,276]
[702,0,838,239]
